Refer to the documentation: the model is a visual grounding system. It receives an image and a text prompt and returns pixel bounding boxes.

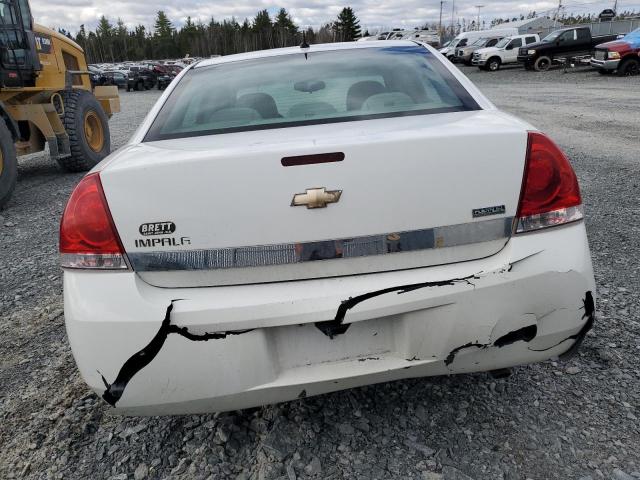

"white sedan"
[61,41,595,415]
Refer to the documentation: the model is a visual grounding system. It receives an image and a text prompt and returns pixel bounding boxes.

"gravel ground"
[1,67,639,480]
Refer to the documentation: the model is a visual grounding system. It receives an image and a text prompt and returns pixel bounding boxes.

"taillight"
[59,173,128,270]
[516,132,583,233]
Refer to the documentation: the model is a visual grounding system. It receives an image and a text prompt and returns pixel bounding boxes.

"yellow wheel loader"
[0,0,119,208]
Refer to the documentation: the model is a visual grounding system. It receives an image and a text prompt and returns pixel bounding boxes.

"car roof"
[195,40,423,69]
[557,26,586,31]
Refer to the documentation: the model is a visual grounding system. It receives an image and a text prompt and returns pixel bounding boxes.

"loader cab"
[0,0,40,88]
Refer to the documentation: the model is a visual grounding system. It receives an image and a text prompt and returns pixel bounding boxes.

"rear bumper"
[590,58,619,70]
[65,222,595,415]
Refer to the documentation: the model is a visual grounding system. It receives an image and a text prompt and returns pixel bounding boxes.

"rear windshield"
[144,45,480,141]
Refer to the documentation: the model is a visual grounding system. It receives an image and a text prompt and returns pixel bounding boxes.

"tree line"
[63,6,639,63]
[69,7,362,63]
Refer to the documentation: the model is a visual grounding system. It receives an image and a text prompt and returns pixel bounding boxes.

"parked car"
[156,64,183,90]
[126,67,157,91]
[103,71,127,89]
[473,34,540,71]
[591,27,640,76]
[402,30,441,47]
[440,27,518,59]
[88,65,108,87]
[517,26,620,71]
[455,36,505,65]
[157,74,172,90]
[61,41,595,415]
[384,29,406,40]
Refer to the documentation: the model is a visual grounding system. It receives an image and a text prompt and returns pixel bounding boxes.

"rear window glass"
[510,38,523,48]
[144,46,480,141]
[577,29,590,41]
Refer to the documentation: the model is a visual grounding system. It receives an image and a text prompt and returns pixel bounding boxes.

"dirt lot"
[1,66,639,480]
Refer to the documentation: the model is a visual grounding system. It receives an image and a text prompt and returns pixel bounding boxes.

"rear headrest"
[361,92,415,111]
[202,107,261,127]
[237,93,281,119]
[196,88,235,124]
[346,81,386,111]
[288,102,337,119]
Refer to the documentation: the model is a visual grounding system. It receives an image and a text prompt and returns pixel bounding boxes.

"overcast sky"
[30,0,638,34]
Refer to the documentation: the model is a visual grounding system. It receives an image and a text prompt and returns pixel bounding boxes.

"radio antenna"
[300,32,310,49]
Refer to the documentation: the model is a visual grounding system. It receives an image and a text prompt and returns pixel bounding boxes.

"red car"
[591,28,640,76]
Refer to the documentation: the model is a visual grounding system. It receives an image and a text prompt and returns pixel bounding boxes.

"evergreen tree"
[75,25,87,48]
[97,16,113,38]
[252,9,272,50]
[76,24,87,42]
[58,28,72,39]
[115,19,128,61]
[333,7,361,41]
[180,16,198,56]
[96,16,114,61]
[72,5,640,64]
[131,25,147,59]
[154,11,175,58]
[240,18,251,35]
[154,11,174,37]
[273,8,298,47]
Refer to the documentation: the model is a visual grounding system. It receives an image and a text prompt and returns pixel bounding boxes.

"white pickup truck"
[472,34,540,71]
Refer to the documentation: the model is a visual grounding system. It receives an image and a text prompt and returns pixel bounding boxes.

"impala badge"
[291,187,342,209]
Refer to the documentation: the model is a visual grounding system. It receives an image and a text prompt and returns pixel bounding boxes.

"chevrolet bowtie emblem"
[291,187,342,209]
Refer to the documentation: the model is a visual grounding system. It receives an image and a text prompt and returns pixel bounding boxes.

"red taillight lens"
[516,132,584,233]
[60,173,128,269]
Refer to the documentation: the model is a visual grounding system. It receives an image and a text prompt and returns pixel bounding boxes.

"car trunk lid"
[101,110,528,287]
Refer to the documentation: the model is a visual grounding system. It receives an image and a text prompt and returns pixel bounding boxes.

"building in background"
[492,17,561,34]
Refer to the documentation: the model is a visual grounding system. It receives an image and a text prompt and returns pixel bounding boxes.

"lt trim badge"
[472,205,506,218]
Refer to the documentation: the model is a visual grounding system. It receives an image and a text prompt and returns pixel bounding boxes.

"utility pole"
[475,5,484,31]
[439,0,444,37]
[450,0,455,36]
[553,0,562,26]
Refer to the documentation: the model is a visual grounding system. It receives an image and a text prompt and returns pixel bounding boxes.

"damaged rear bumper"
[64,222,595,415]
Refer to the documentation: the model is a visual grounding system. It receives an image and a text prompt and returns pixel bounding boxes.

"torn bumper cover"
[64,222,595,415]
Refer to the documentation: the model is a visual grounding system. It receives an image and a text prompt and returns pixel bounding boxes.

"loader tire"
[0,120,17,210]
[57,90,111,172]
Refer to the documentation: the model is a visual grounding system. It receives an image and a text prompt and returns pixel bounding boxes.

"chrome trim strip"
[128,217,514,272]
